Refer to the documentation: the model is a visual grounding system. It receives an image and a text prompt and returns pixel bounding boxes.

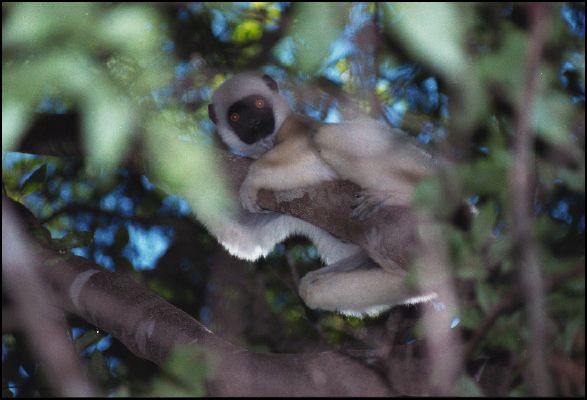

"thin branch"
[509,3,552,395]
[2,198,98,397]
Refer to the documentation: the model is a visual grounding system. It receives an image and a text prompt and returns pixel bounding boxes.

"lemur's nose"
[248,120,261,128]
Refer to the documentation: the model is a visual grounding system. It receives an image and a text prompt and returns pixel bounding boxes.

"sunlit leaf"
[289,3,349,75]
[383,3,469,80]
[232,20,263,42]
[2,3,97,48]
[19,164,47,197]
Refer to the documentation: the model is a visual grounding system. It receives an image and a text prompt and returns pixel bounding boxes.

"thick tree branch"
[3,198,406,396]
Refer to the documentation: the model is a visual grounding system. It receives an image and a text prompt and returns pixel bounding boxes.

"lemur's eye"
[255,99,265,109]
[230,113,240,122]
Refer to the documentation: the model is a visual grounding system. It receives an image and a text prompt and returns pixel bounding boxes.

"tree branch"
[509,3,552,396]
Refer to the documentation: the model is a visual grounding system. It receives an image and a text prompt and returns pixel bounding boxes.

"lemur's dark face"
[224,94,275,144]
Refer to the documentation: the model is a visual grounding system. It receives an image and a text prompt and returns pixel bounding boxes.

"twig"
[465,264,585,360]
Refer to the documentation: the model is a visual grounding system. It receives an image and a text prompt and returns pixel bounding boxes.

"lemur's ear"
[262,74,279,92]
[208,104,217,124]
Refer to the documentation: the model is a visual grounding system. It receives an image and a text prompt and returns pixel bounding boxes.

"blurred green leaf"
[413,177,443,211]
[488,312,524,351]
[557,161,585,193]
[475,28,526,104]
[82,85,134,174]
[456,375,483,396]
[289,3,349,75]
[145,110,233,229]
[457,153,510,198]
[74,329,103,352]
[532,90,574,147]
[152,346,211,396]
[476,280,498,313]
[1,99,33,152]
[485,235,512,272]
[97,6,163,59]
[89,350,110,384]
[471,200,498,250]
[457,253,486,280]
[383,3,469,80]
[2,3,97,48]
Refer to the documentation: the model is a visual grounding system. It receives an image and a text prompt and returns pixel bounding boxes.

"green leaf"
[53,231,94,251]
[233,20,263,42]
[471,200,497,250]
[20,164,47,197]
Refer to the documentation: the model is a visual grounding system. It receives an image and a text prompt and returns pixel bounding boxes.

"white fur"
[203,212,361,265]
